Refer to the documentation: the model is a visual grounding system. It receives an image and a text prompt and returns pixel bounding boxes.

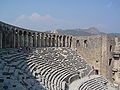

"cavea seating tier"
[0,47,116,90]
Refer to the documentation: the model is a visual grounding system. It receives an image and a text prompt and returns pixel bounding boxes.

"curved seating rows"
[0,47,115,90]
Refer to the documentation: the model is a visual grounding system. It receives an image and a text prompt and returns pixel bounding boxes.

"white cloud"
[106,1,113,8]
[13,13,75,31]
[96,24,107,28]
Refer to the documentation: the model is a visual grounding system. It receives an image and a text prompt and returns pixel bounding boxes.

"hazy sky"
[0,0,120,33]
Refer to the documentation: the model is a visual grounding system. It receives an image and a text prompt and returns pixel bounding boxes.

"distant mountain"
[83,27,100,35]
[48,27,103,36]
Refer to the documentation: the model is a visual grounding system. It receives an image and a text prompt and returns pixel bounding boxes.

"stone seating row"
[0,49,46,90]
[0,47,93,90]
[78,76,108,90]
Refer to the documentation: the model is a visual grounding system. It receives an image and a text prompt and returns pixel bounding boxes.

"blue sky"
[0,0,120,33]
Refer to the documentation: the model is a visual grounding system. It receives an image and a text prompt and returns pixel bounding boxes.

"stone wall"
[0,21,72,49]
[72,35,116,82]
[112,36,120,86]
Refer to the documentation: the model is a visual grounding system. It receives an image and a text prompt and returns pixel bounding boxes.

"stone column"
[52,35,55,47]
[35,32,37,47]
[47,34,49,47]
[54,35,57,47]
[64,36,67,47]
[39,33,41,47]
[17,31,20,47]
[21,31,24,47]
[45,34,48,47]
[26,32,28,47]
[60,36,63,47]
[50,35,53,47]
[0,31,2,49]
[24,32,28,47]
[31,33,33,47]
[44,34,47,47]
[13,31,16,48]
[28,32,31,47]
[57,36,60,47]
[37,33,40,47]
[33,33,37,47]
[41,33,45,47]
[48,35,51,47]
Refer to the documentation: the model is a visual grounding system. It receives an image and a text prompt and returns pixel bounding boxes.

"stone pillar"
[31,33,33,47]
[0,31,2,49]
[28,32,31,47]
[52,35,55,47]
[57,36,60,47]
[26,32,28,47]
[46,34,49,47]
[41,33,45,47]
[13,31,16,48]
[19,31,22,47]
[37,33,40,47]
[39,33,41,47]
[65,36,67,47]
[35,32,37,47]
[54,35,57,47]
[33,33,35,47]
[17,31,20,47]
[44,34,47,47]
[32,33,35,47]
[48,35,51,47]
[47,34,49,47]
[21,31,24,47]
[24,32,28,47]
